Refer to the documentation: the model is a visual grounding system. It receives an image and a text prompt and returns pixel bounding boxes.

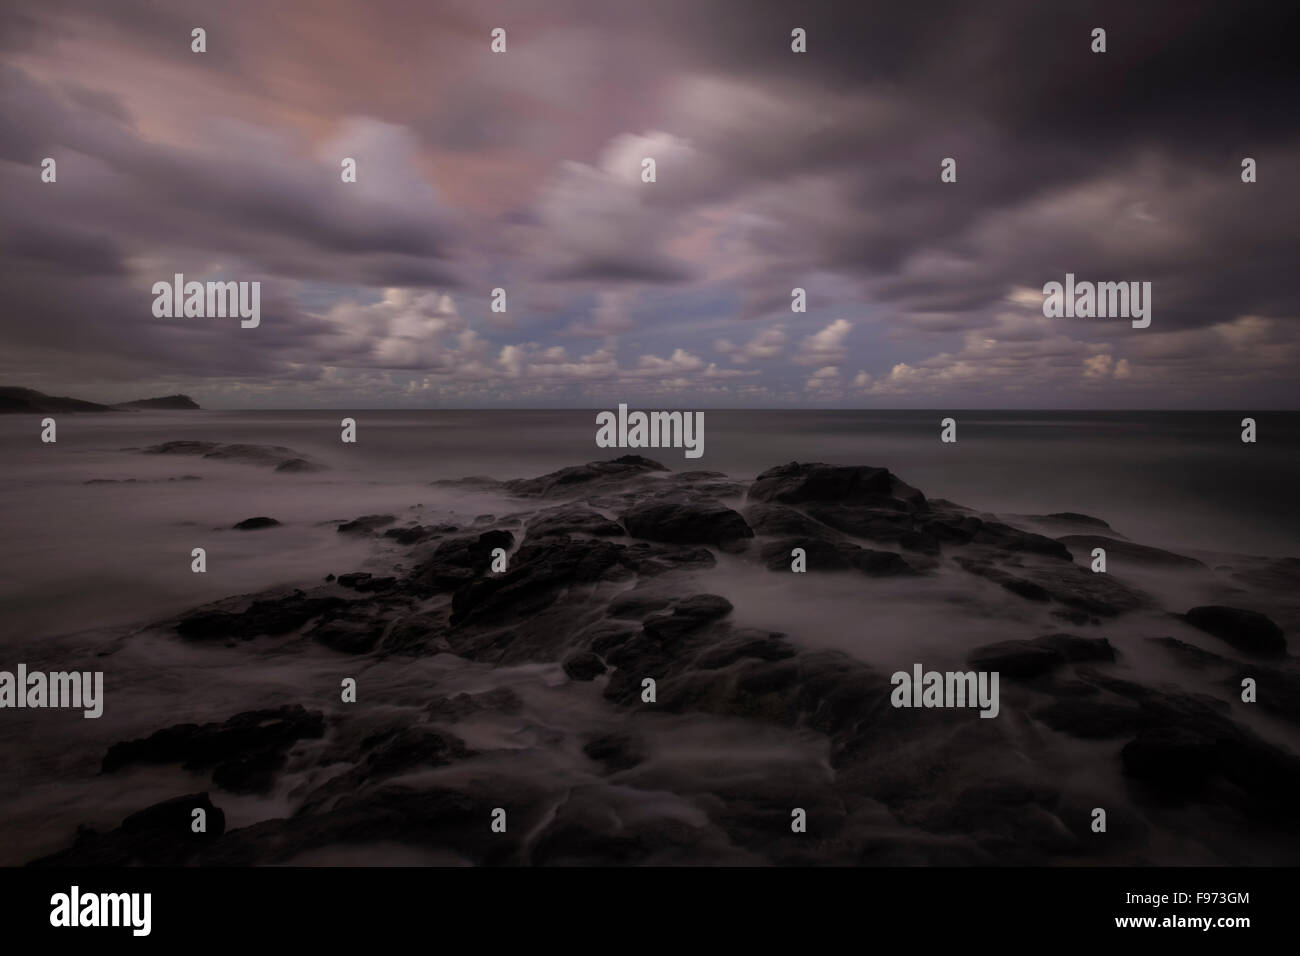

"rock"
[307,602,400,654]
[582,732,646,773]
[411,530,516,593]
[971,521,1073,561]
[853,549,916,577]
[503,456,669,499]
[426,688,523,722]
[1045,512,1112,529]
[27,793,226,866]
[526,507,625,539]
[694,629,797,669]
[143,441,319,471]
[562,651,607,681]
[450,537,623,627]
[957,557,1148,617]
[620,500,753,548]
[607,588,673,619]
[1034,699,1146,738]
[760,537,860,571]
[176,592,348,640]
[642,594,734,646]
[383,524,458,545]
[275,458,325,473]
[967,634,1111,681]
[968,640,1064,680]
[336,572,397,593]
[1183,606,1286,658]
[748,462,927,511]
[1058,534,1206,569]
[743,503,841,540]
[102,705,325,795]
[337,514,397,534]
[233,516,280,530]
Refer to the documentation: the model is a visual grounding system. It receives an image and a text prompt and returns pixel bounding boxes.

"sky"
[1,0,1297,409]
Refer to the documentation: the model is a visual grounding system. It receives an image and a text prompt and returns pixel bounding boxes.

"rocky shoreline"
[27,455,1300,866]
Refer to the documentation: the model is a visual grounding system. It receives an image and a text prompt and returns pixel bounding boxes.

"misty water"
[1,409,1297,865]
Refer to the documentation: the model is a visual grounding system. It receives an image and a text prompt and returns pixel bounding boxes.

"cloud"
[715,325,787,363]
[795,319,852,366]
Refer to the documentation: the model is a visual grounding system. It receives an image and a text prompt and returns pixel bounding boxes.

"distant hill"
[112,394,201,410]
[0,387,200,413]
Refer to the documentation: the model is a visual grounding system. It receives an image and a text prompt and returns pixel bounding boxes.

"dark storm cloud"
[0,0,1295,405]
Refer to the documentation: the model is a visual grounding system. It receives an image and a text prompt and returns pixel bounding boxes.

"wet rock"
[526,507,624,539]
[308,601,401,654]
[582,732,646,773]
[426,687,523,722]
[336,572,398,593]
[102,705,325,795]
[503,456,669,499]
[616,542,717,576]
[760,537,860,571]
[233,516,280,530]
[176,592,348,641]
[643,594,734,645]
[275,458,325,473]
[1034,699,1147,738]
[744,503,841,540]
[562,650,607,681]
[693,629,797,669]
[1183,606,1286,658]
[968,640,1064,680]
[971,521,1073,561]
[383,523,459,545]
[450,537,623,626]
[411,530,516,593]
[28,793,226,866]
[1044,512,1112,529]
[607,588,673,619]
[1058,534,1206,569]
[381,610,451,657]
[749,462,927,511]
[968,634,1111,681]
[337,514,397,534]
[620,500,753,548]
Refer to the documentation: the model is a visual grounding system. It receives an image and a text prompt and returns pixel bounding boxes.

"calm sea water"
[0,409,1295,640]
